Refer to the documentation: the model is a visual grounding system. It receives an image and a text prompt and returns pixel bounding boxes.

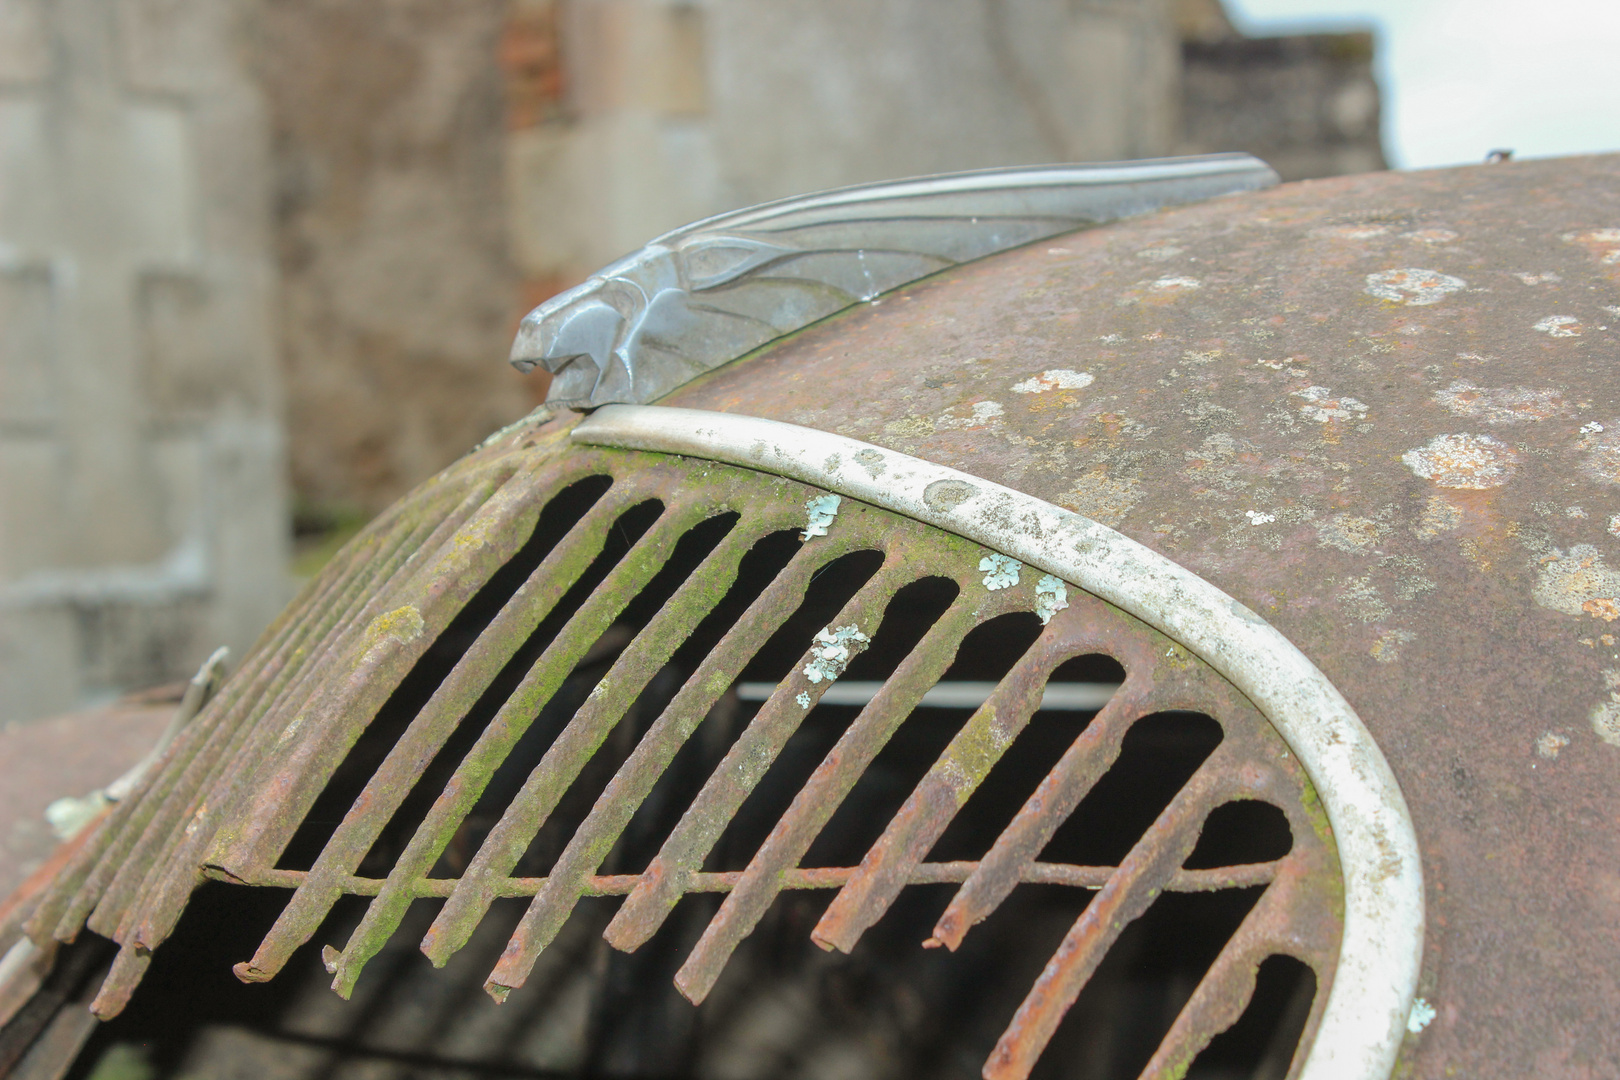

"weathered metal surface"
[513,155,1277,408]
[660,152,1620,1077]
[5,419,1341,1080]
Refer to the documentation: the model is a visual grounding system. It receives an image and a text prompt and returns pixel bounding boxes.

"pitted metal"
[511,155,1278,408]
[9,423,1340,1080]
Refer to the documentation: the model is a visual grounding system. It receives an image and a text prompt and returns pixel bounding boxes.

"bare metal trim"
[515,155,1278,408]
[574,404,1422,1080]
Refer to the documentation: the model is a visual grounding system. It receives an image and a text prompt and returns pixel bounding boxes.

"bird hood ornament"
[511,154,1279,409]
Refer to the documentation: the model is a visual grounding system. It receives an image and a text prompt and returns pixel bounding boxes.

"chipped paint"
[1365,268,1466,306]
[802,493,842,540]
[1535,732,1570,759]
[1406,997,1437,1034]
[1434,380,1566,424]
[1295,386,1369,423]
[1034,574,1069,624]
[802,624,871,684]
[1533,315,1583,338]
[1532,545,1620,618]
[1401,434,1518,489]
[1011,369,1093,394]
[979,553,1021,591]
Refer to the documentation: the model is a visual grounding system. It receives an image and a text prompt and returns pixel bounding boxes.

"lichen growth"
[1035,575,1069,624]
[802,494,842,540]
[803,624,870,684]
[979,553,1021,591]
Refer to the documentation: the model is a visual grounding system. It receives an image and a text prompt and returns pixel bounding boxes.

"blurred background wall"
[0,0,1384,725]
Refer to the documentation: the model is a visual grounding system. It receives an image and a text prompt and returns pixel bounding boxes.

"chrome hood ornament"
[511,154,1279,408]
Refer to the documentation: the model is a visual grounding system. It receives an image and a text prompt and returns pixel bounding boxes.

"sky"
[1224,0,1620,170]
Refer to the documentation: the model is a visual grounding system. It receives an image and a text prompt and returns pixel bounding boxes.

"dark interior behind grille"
[26,447,1342,1080]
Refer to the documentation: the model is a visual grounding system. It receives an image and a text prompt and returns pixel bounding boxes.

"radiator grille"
[16,435,1343,1080]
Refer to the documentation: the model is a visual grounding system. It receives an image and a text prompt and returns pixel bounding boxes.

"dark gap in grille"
[732,548,886,684]
[802,604,1031,869]
[927,652,1126,864]
[702,570,951,873]
[365,496,668,879]
[1038,711,1223,867]
[1188,954,1317,1080]
[692,549,884,873]
[595,529,808,878]
[273,475,616,872]
[450,510,740,879]
[1183,799,1294,869]
[1032,886,1266,1080]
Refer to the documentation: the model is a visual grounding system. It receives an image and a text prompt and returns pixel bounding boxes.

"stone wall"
[0,0,289,723]
[254,0,535,517]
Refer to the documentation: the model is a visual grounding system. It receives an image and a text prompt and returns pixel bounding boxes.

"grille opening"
[732,548,886,684]
[699,576,960,873]
[1038,712,1223,867]
[1032,887,1267,1080]
[802,607,1037,869]
[1183,799,1294,869]
[273,476,620,872]
[348,496,670,878]
[1188,955,1317,1080]
[927,652,1126,863]
[432,509,741,879]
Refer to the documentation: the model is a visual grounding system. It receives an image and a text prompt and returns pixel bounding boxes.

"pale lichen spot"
[1412,495,1463,540]
[365,605,425,651]
[803,625,870,684]
[1532,544,1620,619]
[795,691,812,709]
[1433,380,1566,423]
[1294,386,1369,423]
[1535,731,1571,759]
[1136,245,1183,261]
[1609,514,1620,538]
[1583,422,1607,435]
[1402,433,1518,489]
[1034,575,1069,625]
[1011,369,1094,394]
[1337,576,1391,623]
[1513,271,1562,285]
[1370,629,1416,663]
[1364,268,1466,306]
[1313,223,1390,240]
[1533,315,1582,338]
[1057,472,1144,527]
[1318,513,1389,553]
[979,553,1021,591]
[1406,998,1437,1035]
[1151,275,1201,291]
[1590,699,1620,747]
[1402,228,1458,244]
[1568,506,1588,519]
[1245,509,1276,525]
[802,493,842,540]
[935,400,1004,431]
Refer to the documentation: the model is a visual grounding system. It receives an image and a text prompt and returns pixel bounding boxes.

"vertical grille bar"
[418,505,794,969]
[326,495,717,997]
[484,550,917,995]
[982,745,1257,1080]
[671,592,1015,1004]
[929,674,1178,952]
[597,556,921,959]
[232,480,642,982]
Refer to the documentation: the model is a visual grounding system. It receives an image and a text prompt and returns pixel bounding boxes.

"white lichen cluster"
[802,624,870,684]
[1364,267,1466,306]
[802,493,842,540]
[979,553,1021,590]
[1034,575,1069,625]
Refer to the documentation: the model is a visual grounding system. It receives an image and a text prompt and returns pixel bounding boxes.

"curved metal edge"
[514,154,1278,409]
[572,404,1423,1080]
